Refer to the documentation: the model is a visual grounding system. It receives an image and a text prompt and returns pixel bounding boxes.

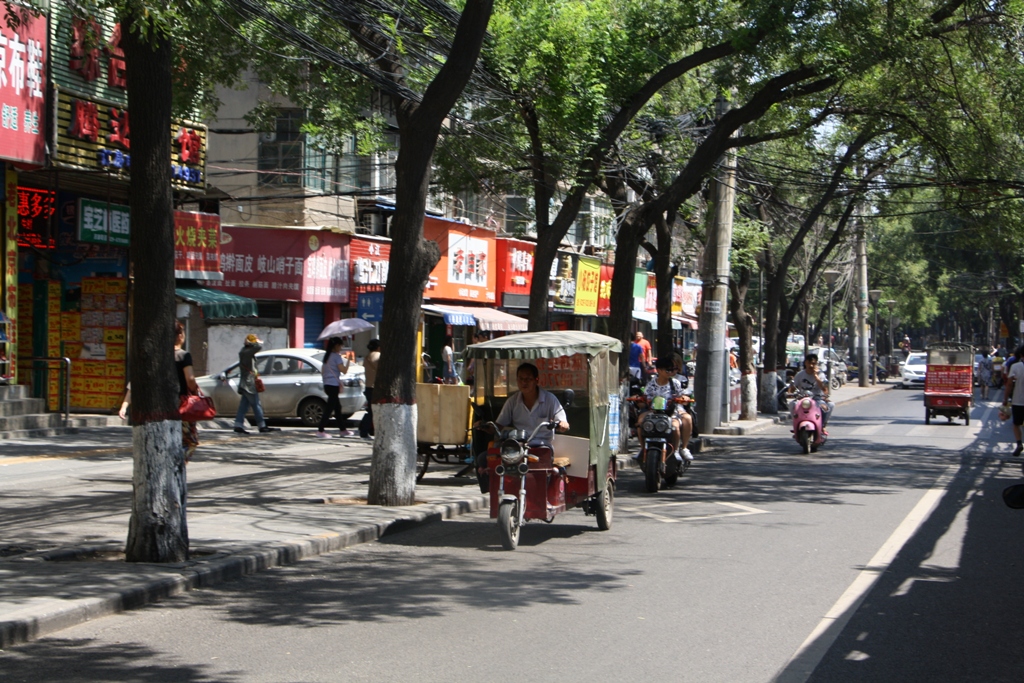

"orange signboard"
[423,216,496,303]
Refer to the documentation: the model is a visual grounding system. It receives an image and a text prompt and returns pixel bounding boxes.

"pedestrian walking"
[442,334,457,384]
[234,333,278,435]
[978,348,994,400]
[317,336,352,437]
[1003,345,1024,457]
[359,339,380,440]
[175,321,201,460]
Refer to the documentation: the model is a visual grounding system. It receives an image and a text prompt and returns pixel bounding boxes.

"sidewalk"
[0,426,489,648]
[711,380,894,436]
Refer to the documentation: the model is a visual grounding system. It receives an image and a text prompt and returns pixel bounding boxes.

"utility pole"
[856,219,870,387]
[695,95,737,435]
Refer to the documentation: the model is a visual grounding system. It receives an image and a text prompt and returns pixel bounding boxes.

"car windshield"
[906,356,926,367]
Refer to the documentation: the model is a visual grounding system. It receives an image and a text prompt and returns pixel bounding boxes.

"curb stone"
[0,495,488,648]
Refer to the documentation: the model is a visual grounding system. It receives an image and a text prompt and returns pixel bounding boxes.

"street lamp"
[885,300,896,371]
[823,270,841,386]
[868,289,882,385]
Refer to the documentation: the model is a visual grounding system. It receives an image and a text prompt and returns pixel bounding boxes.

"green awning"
[175,286,258,320]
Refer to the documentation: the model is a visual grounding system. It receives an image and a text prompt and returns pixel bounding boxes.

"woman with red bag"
[175,321,201,462]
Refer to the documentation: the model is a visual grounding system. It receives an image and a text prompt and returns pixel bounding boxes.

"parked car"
[899,352,927,389]
[196,348,365,427]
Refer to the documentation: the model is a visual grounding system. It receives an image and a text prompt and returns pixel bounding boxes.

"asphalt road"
[4,388,1023,683]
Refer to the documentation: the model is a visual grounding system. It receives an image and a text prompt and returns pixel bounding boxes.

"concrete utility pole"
[856,220,870,387]
[695,96,737,435]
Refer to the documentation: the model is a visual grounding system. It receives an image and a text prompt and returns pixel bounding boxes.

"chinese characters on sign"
[574,257,601,316]
[15,186,56,249]
[0,6,46,165]
[448,232,488,286]
[78,198,129,247]
[173,211,221,279]
[4,168,18,382]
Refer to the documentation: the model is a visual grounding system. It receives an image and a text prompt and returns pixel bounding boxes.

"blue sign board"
[357,292,385,322]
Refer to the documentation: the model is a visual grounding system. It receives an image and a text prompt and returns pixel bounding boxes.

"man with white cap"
[235,333,279,434]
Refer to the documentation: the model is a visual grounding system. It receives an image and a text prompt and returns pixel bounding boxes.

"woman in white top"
[317,336,351,437]
[442,334,457,383]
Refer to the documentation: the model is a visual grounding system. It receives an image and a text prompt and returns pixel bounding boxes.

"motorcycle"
[790,388,828,454]
[846,361,889,384]
[636,394,692,492]
[627,373,699,443]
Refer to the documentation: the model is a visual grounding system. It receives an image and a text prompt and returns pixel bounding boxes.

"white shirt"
[322,352,349,387]
[495,388,567,447]
[1009,360,1024,406]
[793,368,827,400]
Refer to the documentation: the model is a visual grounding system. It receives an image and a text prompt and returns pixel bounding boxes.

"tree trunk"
[654,213,675,360]
[367,0,493,506]
[609,217,643,378]
[122,14,188,563]
[729,268,758,420]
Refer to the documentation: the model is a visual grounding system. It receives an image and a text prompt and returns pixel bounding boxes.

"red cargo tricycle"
[924,342,974,425]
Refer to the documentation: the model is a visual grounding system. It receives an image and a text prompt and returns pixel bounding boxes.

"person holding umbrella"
[317,336,352,437]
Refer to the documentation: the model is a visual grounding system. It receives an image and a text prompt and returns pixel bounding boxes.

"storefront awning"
[632,310,682,331]
[175,286,258,320]
[422,304,528,331]
[675,312,698,330]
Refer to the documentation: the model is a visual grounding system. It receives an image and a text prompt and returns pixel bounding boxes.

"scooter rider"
[475,362,568,449]
[792,354,834,432]
[639,356,694,466]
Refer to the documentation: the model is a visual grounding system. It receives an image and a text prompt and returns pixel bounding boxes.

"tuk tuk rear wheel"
[596,479,614,530]
[925,409,931,425]
[498,500,520,550]
[965,410,970,426]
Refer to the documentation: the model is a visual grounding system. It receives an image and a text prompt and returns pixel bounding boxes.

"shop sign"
[174,211,221,280]
[54,89,207,190]
[645,274,657,312]
[680,277,702,316]
[78,198,129,247]
[597,264,613,317]
[632,268,647,311]
[349,236,390,306]
[4,168,18,383]
[574,256,601,316]
[495,238,534,297]
[50,5,128,104]
[424,216,496,303]
[550,251,577,309]
[212,227,349,302]
[14,186,56,249]
[0,6,46,166]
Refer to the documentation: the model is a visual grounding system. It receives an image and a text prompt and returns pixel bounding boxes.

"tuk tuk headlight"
[500,439,524,466]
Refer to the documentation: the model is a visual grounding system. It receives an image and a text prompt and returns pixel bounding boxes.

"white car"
[899,352,927,389]
[196,348,366,426]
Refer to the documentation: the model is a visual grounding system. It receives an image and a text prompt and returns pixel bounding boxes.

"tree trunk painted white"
[740,373,758,420]
[125,420,188,562]
[368,403,418,506]
[760,368,779,414]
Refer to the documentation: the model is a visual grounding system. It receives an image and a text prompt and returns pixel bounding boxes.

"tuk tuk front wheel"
[596,479,614,530]
[925,409,931,425]
[498,500,520,550]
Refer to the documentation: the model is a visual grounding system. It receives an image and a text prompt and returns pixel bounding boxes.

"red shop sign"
[0,6,46,166]
[174,211,221,279]
[348,236,391,306]
[597,264,613,317]
[210,227,348,302]
[495,238,534,297]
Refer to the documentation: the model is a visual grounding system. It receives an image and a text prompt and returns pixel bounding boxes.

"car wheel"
[299,397,326,427]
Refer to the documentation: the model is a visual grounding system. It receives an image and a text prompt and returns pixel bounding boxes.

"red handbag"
[254,377,265,392]
[180,390,217,422]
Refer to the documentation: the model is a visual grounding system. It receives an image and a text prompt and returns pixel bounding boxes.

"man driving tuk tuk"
[474,362,569,448]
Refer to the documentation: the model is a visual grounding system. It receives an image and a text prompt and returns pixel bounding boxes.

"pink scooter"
[790,389,828,454]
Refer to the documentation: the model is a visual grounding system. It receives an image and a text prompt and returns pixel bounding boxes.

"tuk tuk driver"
[792,354,834,432]
[476,362,568,448]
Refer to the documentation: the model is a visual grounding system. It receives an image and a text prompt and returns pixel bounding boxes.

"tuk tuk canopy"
[465,331,623,360]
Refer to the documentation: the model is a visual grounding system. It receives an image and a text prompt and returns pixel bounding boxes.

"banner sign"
[0,6,47,166]
[550,251,577,310]
[495,238,534,297]
[424,217,496,303]
[174,211,221,279]
[78,198,129,246]
[597,264,613,317]
[574,256,601,316]
[4,168,18,383]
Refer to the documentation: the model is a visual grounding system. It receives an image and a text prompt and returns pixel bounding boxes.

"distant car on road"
[196,348,365,426]
[899,352,927,389]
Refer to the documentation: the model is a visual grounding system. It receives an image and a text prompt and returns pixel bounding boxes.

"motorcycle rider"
[476,362,568,449]
[792,354,834,432]
[638,355,694,467]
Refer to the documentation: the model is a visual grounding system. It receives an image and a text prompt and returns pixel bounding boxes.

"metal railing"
[29,357,71,428]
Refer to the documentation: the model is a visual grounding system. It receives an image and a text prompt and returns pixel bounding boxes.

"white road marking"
[771,464,958,683]
[619,500,770,523]
[849,426,883,436]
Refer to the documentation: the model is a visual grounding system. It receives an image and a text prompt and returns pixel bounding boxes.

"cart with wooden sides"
[415,382,475,482]
[924,342,974,425]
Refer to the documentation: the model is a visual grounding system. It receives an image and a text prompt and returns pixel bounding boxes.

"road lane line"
[771,464,958,683]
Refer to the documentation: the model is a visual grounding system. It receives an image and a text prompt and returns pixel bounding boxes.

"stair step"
[0,384,29,401]
[0,413,65,432]
[0,397,47,417]
[0,426,79,441]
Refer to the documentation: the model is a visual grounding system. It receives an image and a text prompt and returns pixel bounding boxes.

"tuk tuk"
[924,342,974,425]
[465,331,622,550]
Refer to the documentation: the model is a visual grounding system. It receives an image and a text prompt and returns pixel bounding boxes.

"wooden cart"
[415,382,474,482]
